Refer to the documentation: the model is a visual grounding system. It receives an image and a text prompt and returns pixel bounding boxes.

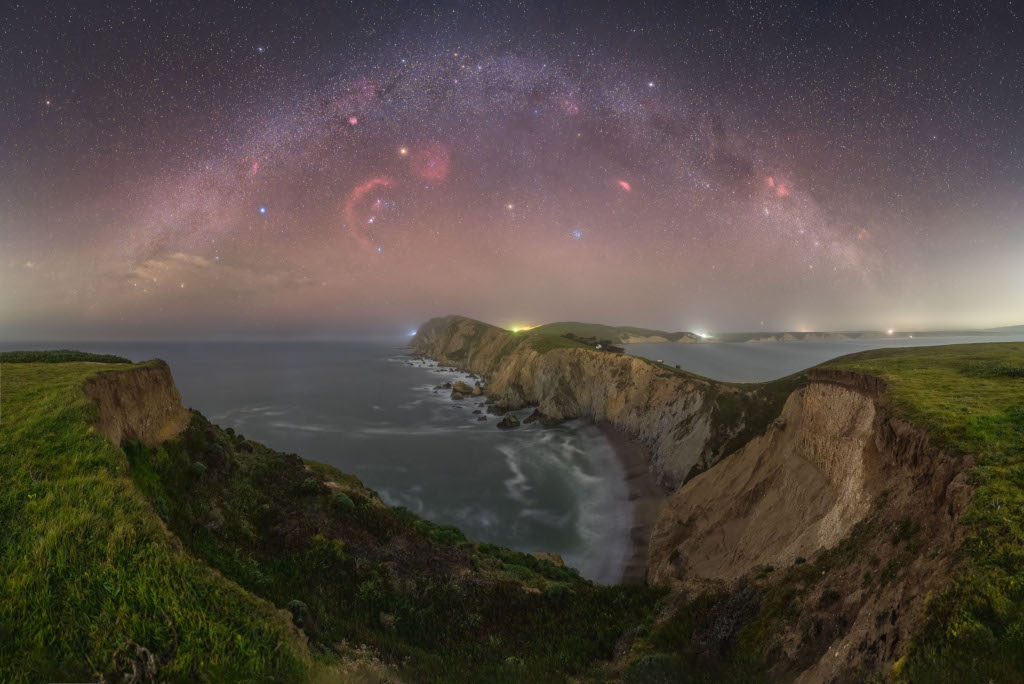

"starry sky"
[2,0,1022,340]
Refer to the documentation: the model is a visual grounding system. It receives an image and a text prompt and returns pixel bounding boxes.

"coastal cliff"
[411,315,801,487]
[647,368,973,681]
[83,360,192,446]
[410,316,1016,682]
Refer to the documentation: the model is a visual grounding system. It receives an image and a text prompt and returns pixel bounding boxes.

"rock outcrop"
[411,315,793,487]
[83,360,191,446]
[496,413,520,429]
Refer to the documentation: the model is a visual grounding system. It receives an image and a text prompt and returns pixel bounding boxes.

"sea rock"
[453,380,474,394]
[523,409,544,424]
[472,409,482,414]
[451,390,464,400]
[477,415,487,421]
[472,382,482,396]
[497,412,520,429]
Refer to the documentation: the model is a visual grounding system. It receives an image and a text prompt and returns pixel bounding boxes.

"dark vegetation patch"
[0,349,132,364]
[703,373,807,468]
[126,411,664,681]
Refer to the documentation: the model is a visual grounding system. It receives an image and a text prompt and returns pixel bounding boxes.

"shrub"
[545,582,570,600]
[189,461,208,477]
[625,653,678,683]
[331,492,355,515]
[286,599,309,627]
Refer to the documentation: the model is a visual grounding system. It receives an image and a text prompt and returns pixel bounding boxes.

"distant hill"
[988,324,1024,333]
[530,321,701,344]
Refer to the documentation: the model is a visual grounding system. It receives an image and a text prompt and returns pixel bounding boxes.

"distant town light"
[887,329,894,335]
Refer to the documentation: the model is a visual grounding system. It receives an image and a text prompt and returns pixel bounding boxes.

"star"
[259,207,267,214]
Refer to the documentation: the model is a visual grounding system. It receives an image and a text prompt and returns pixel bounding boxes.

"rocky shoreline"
[413,351,667,584]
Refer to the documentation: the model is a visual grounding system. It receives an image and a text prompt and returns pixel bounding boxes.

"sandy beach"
[597,422,669,584]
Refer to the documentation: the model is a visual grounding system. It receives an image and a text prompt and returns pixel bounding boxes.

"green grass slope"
[0,361,309,682]
[0,357,662,682]
[530,321,698,343]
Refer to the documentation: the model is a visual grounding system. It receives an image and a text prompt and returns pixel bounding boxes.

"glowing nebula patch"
[410,143,450,181]
[344,177,394,250]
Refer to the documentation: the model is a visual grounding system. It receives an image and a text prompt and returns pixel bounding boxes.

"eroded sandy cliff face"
[648,380,882,586]
[83,360,191,446]
[411,315,792,487]
[647,368,973,681]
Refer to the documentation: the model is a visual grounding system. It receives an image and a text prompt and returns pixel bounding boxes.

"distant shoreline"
[596,422,668,585]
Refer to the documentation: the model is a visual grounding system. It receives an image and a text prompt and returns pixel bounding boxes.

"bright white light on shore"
[409,330,417,336]
[887,329,894,335]
[695,331,709,339]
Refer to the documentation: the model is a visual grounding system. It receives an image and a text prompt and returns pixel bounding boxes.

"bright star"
[572,229,583,239]
[259,207,267,214]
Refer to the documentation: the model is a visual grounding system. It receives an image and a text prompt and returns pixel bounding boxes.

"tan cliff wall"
[83,360,192,446]
[410,315,793,488]
[647,368,973,681]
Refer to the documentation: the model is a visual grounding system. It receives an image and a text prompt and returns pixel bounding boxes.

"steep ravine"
[411,315,800,488]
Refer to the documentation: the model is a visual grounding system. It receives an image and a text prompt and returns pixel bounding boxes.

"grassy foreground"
[0,355,661,681]
[0,360,309,681]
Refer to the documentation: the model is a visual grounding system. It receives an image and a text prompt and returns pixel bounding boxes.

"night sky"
[2,1,1022,340]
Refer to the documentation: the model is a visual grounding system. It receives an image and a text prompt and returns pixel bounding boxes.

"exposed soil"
[83,361,191,446]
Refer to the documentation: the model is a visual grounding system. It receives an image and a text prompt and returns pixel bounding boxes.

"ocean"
[1,340,632,584]
[626,333,1024,383]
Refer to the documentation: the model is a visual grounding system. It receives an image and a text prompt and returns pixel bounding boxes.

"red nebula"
[348,116,358,126]
[561,98,580,116]
[344,176,393,250]
[617,179,632,192]
[767,176,789,196]
[410,143,450,181]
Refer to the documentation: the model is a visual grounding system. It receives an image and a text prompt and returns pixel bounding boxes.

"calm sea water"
[626,334,1024,383]
[2,340,630,584]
